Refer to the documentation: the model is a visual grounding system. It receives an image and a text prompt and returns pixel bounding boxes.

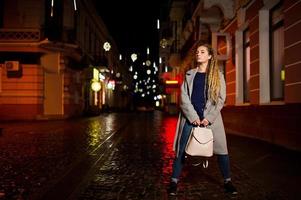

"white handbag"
[185,126,214,157]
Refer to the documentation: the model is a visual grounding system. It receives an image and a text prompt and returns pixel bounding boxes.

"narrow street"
[0,111,300,200]
[1,0,301,199]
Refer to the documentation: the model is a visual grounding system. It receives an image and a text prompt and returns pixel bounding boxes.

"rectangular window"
[270,3,284,100]
[243,29,250,102]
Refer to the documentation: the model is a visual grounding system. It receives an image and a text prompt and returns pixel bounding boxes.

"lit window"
[243,29,250,103]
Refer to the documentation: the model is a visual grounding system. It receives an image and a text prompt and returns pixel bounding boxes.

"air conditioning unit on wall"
[5,61,20,71]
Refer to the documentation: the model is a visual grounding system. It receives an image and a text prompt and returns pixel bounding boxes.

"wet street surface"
[0,111,300,200]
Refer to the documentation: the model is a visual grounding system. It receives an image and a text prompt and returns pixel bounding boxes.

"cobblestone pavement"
[0,111,300,200]
[76,112,286,200]
[0,113,131,200]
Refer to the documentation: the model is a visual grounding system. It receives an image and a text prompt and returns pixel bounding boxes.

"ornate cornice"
[204,0,235,19]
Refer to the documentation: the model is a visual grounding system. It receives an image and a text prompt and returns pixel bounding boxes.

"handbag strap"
[189,127,211,169]
[203,160,209,168]
[191,160,209,168]
[192,134,213,144]
[191,127,213,144]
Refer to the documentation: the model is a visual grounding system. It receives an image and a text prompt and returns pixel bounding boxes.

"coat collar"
[185,68,198,98]
[185,68,197,79]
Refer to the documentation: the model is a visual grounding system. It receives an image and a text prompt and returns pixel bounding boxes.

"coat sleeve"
[205,72,226,124]
[180,78,199,123]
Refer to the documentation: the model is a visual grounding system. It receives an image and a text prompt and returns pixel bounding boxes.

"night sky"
[93,0,170,61]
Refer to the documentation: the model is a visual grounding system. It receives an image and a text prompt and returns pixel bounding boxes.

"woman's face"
[196,46,212,64]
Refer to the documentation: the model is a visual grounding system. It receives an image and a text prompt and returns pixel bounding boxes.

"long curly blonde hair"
[196,43,221,105]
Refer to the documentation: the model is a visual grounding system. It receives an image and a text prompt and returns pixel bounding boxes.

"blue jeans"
[171,121,231,182]
[171,121,193,180]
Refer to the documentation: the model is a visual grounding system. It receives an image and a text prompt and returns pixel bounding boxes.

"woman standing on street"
[168,43,238,196]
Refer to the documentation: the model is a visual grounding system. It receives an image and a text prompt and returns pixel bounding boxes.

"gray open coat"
[173,68,228,157]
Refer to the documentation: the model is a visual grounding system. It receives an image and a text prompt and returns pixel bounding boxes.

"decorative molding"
[263,0,281,9]
[0,29,40,42]
[204,0,235,19]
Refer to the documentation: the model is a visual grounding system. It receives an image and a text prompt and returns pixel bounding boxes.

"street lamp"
[160,38,168,48]
[91,81,101,92]
[131,53,137,62]
[103,42,111,52]
[145,60,151,67]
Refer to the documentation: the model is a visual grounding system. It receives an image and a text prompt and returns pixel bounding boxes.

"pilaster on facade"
[162,0,301,151]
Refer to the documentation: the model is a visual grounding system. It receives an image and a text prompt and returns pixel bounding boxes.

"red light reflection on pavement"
[160,115,178,183]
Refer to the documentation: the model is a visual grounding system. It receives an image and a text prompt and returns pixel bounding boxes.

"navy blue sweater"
[191,72,206,119]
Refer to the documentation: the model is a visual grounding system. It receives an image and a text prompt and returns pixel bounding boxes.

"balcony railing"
[0,28,40,42]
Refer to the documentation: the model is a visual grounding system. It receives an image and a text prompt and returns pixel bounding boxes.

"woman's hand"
[201,118,209,126]
[192,119,202,126]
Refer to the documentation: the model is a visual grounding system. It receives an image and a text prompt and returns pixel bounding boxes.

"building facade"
[162,0,301,151]
[0,0,129,120]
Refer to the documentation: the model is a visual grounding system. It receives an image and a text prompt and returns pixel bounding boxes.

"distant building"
[161,0,301,151]
[0,0,129,120]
